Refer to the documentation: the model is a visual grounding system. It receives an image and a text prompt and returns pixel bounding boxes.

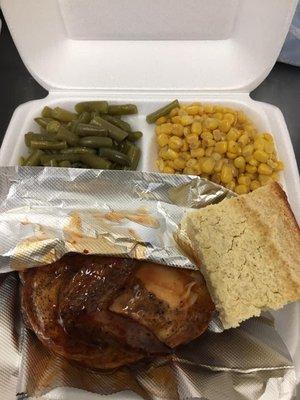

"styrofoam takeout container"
[0,0,299,396]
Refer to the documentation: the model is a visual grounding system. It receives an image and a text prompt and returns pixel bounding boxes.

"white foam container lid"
[0,0,299,398]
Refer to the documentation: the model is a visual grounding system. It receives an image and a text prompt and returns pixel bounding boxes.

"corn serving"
[154,102,284,194]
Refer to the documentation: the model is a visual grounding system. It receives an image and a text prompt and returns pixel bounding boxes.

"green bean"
[74,123,108,137]
[78,111,91,124]
[60,147,96,155]
[146,100,179,123]
[51,107,77,122]
[19,156,26,166]
[118,140,130,154]
[41,106,53,118]
[58,160,72,167]
[57,126,78,146]
[46,120,61,134]
[30,140,67,151]
[34,117,52,129]
[71,162,89,169]
[98,148,131,166]
[25,133,58,147]
[108,104,138,115]
[100,114,132,132]
[26,149,44,166]
[127,131,143,142]
[91,116,128,142]
[78,136,113,148]
[79,154,112,169]
[41,154,82,164]
[127,143,141,170]
[75,101,108,114]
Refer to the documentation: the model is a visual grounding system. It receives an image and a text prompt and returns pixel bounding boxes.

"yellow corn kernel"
[234,156,246,170]
[156,159,165,171]
[157,133,169,147]
[203,104,214,113]
[191,148,205,158]
[215,141,228,154]
[235,184,249,195]
[267,159,277,169]
[226,152,238,159]
[238,175,251,186]
[227,140,239,153]
[173,158,186,170]
[186,133,199,145]
[271,172,278,180]
[171,115,181,124]
[181,139,189,151]
[245,124,256,135]
[186,105,199,115]
[242,144,254,158]
[238,133,250,146]
[258,174,273,185]
[264,141,275,154]
[183,127,191,137]
[214,159,223,172]
[169,107,179,117]
[183,167,197,175]
[172,124,184,137]
[159,123,173,135]
[159,148,168,160]
[155,116,167,125]
[181,115,194,126]
[165,148,179,160]
[226,180,236,191]
[254,137,265,150]
[219,119,232,133]
[275,160,284,171]
[213,112,223,120]
[155,125,163,135]
[250,180,261,191]
[186,158,198,168]
[169,136,183,150]
[211,152,222,161]
[202,138,216,148]
[223,113,236,125]
[202,158,215,174]
[237,111,247,124]
[212,129,224,141]
[163,166,175,174]
[204,118,219,131]
[226,128,239,141]
[253,150,268,163]
[249,158,258,166]
[262,132,273,142]
[191,121,202,135]
[205,147,214,157]
[178,108,188,116]
[258,163,272,175]
[246,164,257,174]
[201,131,213,140]
[220,165,233,184]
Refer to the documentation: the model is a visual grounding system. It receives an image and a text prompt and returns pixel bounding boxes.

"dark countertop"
[0,13,299,169]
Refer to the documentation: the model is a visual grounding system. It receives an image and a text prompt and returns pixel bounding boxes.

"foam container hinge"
[0,0,299,398]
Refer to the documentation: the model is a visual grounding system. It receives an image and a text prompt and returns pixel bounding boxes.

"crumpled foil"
[0,167,296,400]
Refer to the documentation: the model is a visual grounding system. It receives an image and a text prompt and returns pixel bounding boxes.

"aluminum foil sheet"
[0,167,296,400]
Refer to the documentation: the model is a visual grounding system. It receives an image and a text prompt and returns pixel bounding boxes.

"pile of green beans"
[20,102,141,170]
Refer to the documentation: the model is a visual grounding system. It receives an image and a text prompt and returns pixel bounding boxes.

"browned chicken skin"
[21,254,214,369]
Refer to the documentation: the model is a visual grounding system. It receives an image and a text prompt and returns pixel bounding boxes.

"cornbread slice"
[178,182,300,329]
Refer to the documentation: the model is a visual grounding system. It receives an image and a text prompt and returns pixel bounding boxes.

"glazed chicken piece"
[21,254,214,369]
